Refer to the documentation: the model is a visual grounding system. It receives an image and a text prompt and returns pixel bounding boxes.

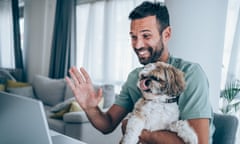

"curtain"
[0,0,15,68]
[222,0,240,86]
[49,0,76,79]
[75,0,160,90]
[12,0,24,70]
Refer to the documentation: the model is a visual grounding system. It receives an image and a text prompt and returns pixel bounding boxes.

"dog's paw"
[168,120,198,144]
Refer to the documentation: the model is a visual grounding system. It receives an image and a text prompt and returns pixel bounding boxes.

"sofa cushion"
[64,85,74,100]
[63,111,89,123]
[50,97,104,119]
[47,117,65,134]
[7,86,35,98]
[32,75,66,106]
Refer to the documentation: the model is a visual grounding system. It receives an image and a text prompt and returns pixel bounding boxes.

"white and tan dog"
[120,62,198,144]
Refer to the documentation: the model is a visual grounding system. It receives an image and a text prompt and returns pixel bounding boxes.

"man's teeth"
[139,50,147,55]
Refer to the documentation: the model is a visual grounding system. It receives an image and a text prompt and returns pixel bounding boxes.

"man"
[66,1,214,144]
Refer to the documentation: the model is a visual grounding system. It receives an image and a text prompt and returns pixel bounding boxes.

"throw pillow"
[50,97,75,113]
[7,80,30,88]
[50,98,104,119]
[50,105,71,119]
[0,84,5,91]
[7,86,35,98]
[64,84,75,100]
[69,101,82,112]
[32,75,66,106]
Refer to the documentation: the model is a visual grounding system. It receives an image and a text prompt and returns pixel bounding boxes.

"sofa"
[1,74,122,144]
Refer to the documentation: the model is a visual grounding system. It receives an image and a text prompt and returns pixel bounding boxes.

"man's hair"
[129,1,170,34]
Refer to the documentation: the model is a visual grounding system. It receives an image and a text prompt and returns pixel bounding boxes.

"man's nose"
[135,39,145,49]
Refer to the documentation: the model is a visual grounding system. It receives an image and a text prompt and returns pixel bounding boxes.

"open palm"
[66,67,102,110]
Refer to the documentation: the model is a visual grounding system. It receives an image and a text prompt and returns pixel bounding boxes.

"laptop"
[0,91,86,144]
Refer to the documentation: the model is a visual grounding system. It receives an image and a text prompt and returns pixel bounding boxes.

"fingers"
[97,87,103,99]
[138,129,151,144]
[72,67,85,84]
[65,76,75,89]
[80,67,92,84]
[68,66,92,85]
[68,67,81,88]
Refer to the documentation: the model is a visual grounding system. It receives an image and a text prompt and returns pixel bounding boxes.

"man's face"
[130,16,165,65]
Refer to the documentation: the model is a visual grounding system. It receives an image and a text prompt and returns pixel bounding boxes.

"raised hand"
[65,67,102,111]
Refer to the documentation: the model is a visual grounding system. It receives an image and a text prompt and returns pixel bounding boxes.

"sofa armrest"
[63,111,89,123]
[63,107,110,123]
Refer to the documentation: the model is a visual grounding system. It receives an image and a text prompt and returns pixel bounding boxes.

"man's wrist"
[84,106,100,116]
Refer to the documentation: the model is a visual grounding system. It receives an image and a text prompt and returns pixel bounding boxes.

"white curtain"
[222,1,240,143]
[222,0,240,87]
[0,0,15,68]
[75,0,162,90]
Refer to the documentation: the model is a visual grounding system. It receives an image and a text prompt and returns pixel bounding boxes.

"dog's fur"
[120,62,198,144]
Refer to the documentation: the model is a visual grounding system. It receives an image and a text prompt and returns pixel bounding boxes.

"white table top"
[50,130,87,144]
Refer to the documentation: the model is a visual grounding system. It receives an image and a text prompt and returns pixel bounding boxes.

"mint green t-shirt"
[114,55,214,143]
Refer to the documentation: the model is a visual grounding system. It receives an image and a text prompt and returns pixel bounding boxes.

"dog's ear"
[166,66,185,96]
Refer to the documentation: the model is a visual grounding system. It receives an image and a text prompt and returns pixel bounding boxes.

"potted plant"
[220,79,240,114]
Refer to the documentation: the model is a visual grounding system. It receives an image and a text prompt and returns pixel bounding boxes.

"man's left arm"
[139,118,209,144]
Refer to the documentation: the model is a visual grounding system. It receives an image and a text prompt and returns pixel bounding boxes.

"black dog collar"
[143,96,179,103]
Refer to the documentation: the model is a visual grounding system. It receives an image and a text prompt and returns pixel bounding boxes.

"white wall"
[24,0,56,82]
[165,0,227,112]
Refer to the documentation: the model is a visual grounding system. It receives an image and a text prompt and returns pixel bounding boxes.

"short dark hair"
[128,1,170,34]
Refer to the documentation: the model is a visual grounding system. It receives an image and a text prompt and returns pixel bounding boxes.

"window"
[0,0,24,68]
[75,0,163,92]
[19,0,24,50]
[0,0,15,68]
[221,0,240,89]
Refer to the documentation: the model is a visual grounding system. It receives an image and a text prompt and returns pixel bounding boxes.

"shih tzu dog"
[120,62,198,144]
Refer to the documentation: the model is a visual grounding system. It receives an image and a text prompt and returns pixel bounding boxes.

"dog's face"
[137,62,185,99]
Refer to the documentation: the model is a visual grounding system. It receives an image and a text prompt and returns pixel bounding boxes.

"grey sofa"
[5,75,122,144]
[213,113,239,144]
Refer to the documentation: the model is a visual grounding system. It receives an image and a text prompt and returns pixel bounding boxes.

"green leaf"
[220,79,240,113]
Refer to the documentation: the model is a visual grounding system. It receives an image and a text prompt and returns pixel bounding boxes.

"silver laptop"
[0,91,86,144]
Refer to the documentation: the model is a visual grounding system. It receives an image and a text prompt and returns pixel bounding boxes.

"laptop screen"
[0,91,52,144]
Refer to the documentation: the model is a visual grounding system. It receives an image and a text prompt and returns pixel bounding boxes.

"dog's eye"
[150,76,165,83]
[140,75,147,80]
[150,76,159,81]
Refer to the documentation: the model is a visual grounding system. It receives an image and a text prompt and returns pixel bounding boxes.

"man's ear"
[162,26,171,41]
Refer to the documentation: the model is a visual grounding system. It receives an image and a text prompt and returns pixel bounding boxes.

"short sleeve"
[178,64,212,120]
[114,68,142,112]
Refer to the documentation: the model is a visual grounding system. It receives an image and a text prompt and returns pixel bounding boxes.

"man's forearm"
[140,130,184,144]
[85,106,115,134]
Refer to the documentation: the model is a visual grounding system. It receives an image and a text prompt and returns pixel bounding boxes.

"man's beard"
[135,44,164,65]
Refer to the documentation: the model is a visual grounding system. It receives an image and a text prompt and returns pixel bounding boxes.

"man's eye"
[143,34,151,39]
[131,35,137,39]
